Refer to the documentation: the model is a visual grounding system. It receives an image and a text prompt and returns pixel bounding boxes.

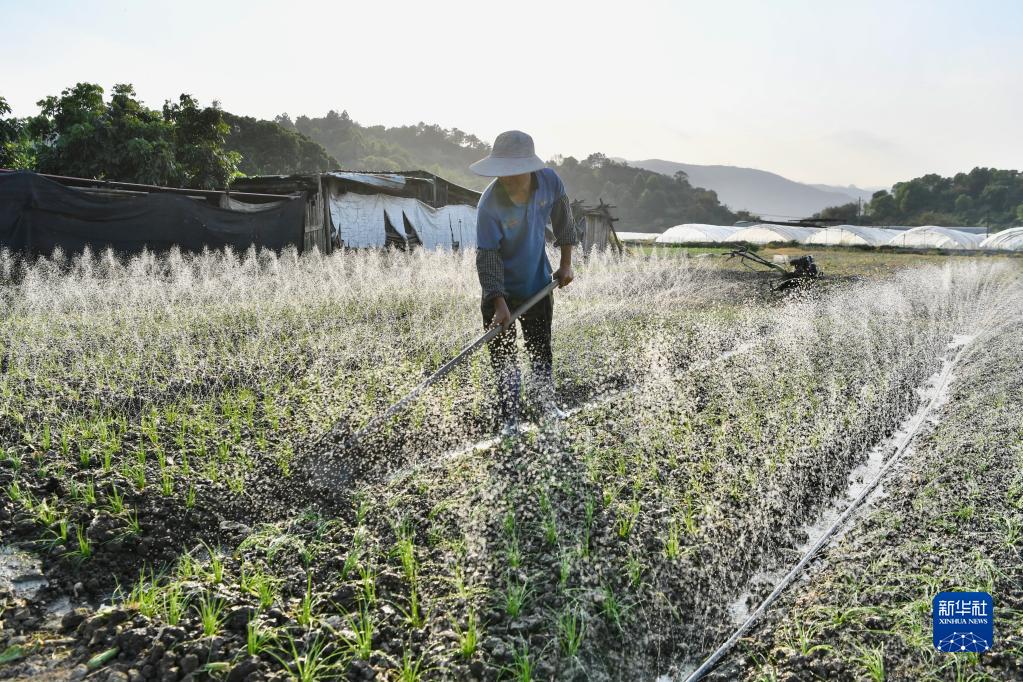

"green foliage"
[223,112,337,176]
[162,94,240,189]
[829,168,1023,229]
[812,201,861,223]
[14,83,237,189]
[0,96,34,169]
[287,111,489,190]
[10,86,743,228]
[551,153,740,230]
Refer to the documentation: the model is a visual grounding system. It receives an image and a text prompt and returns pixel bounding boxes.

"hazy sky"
[3,0,1021,187]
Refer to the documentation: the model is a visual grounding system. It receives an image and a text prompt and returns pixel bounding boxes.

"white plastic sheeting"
[886,226,982,249]
[723,224,814,244]
[802,225,901,246]
[616,231,659,242]
[219,196,287,212]
[329,192,477,250]
[980,227,1023,251]
[655,223,740,243]
[325,172,408,191]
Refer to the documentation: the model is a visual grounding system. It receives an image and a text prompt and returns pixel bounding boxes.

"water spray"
[682,333,977,682]
[310,277,561,455]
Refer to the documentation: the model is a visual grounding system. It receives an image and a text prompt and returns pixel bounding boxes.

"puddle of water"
[0,545,48,600]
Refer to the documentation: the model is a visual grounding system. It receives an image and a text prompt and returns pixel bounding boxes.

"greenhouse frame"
[655,224,740,244]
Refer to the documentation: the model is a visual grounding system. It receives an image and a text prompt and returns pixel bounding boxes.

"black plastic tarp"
[0,171,304,256]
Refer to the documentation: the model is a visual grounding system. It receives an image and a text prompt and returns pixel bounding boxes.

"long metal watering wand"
[313,277,560,449]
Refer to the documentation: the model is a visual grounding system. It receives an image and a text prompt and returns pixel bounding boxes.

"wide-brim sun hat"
[469,130,545,177]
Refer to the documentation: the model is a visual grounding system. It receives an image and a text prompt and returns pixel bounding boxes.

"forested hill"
[276,111,490,192]
[1,84,743,230]
[277,111,743,230]
[816,168,1023,229]
[552,154,742,230]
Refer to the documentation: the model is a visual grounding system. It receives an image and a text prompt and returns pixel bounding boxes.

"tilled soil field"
[0,248,1020,681]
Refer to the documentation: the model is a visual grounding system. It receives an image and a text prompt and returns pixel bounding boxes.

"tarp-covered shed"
[233,170,482,252]
[656,223,740,244]
[0,171,304,257]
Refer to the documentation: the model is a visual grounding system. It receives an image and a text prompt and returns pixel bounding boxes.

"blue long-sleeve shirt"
[475,168,576,302]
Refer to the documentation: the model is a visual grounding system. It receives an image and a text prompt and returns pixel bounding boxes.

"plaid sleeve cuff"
[551,194,578,247]
[476,248,506,302]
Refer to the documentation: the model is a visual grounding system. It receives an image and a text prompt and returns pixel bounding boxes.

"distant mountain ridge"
[631,159,880,219]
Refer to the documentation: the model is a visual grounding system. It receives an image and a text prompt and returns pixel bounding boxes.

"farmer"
[470,130,577,432]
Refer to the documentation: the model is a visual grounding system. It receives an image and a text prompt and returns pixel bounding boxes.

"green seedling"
[5,480,23,503]
[165,584,187,626]
[852,643,885,682]
[455,611,480,659]
[394,522,418,582]
[42,516,70,548]
[296,575,314,627]
[122,509,141,535]
[196,593,226,636]
[664,520,682,559]
[359,564,377,605]
[246,619,274,657]
[270,634,341,682]
[107,485,125,514]
[559,553,572,589]
[395,586,425,629]
[240,566,278,609]
[342,600,374,660]
[505,579,530,618]
[161,469,174,496]
[559,608,585,657]
[626,551,643,588]
[34,496,59,526]
[506,536,522,570]
[601,584,624,631]
[397,648,429,682]
[790,618,832,656]
[69,525,92,562]
[510,641,533,682]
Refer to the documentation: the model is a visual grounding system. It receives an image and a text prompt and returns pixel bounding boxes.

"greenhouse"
[655,224,740,244]
[802,225,901,247]
[979,227,1023,251]
[886,226,983,249]
[723,224,814,245]
[616,231,660,243]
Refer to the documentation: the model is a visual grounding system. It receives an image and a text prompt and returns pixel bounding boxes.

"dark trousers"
[481,294,554,421]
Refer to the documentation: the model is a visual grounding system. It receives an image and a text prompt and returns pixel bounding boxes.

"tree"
[549,155,738,230]
[162,95,239,189]
[27,82,110,179]
[850,169,1023,228]
[19,83,240,189]
[813,202,859,223]
[104,84,177,185]
[223,112,337,176]
[0,96,33,169]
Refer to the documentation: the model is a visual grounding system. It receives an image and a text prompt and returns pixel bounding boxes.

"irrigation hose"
[683,335,974,682]
[313,278,561,448]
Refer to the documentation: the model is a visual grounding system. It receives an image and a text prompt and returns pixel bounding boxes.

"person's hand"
[554,267,575,288]
[490,297,512,329]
